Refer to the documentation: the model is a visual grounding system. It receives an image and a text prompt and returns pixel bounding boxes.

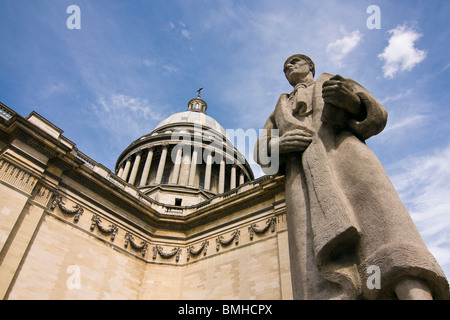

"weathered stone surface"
[255,54,450,300]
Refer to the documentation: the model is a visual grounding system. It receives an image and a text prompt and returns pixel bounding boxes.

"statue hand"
[322,75,361,116]
[276,129,314,154]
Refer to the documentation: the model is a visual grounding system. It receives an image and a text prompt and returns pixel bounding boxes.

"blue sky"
[1,0,450,282]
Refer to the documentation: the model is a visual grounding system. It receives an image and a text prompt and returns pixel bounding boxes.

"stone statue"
[255,54,449,300]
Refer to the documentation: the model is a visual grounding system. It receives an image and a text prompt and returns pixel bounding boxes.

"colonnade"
[116,144,248,194]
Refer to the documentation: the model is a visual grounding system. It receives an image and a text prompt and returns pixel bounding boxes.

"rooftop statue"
[255,54,449,300]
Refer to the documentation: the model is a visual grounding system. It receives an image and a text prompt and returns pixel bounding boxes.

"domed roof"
[153,111,227,136]
[114,90,255,203]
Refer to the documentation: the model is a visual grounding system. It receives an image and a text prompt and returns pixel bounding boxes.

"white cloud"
[378,25,427,78]
[442,63,450,72]
[390,145,450,277]
[40,82,70,99]
[168,21,191,40]
[142,59,156,67]
[162,65,179,74]
[382,114,426,137]
[380,89,413,104]
[89,94,164,138]
[180,29,191,40]
[326,30,362,67]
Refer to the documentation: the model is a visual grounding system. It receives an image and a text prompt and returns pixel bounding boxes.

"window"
[175,198,182,206]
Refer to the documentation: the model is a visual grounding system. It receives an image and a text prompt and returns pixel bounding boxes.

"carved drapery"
[216,230,240,251]
[153,245,182,262]
[50,194,84,223]
[248,217,276,240]
[90,214,118,241]
[124,233,148,257]
[186,241,209,261]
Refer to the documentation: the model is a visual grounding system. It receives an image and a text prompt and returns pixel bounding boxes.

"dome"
[114,91,254,207]
[154,111,227,136]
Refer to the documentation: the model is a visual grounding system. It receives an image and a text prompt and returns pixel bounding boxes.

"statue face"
[284,57,311,86]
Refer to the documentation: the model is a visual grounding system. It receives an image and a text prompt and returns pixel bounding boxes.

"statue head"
[283,54,315,86]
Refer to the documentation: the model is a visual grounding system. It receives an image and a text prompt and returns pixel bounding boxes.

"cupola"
[187,88,207,113]
[114,90,254,207]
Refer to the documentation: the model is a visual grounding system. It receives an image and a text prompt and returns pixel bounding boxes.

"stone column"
[117,166,124,178]
[139,148,154,187]
[121,158,132,181]
[204,152,212,191]
[230,165,237,190]
[170,147,183,184]
[188,148,199,187]
[155,145,168,185]
[239,172,245,185]
[179,147,191,186]
[128,152,142,185]
[218,158,225,194]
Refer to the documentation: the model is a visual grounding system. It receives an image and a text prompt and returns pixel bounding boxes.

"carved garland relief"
[48,194,283,264]
[50,195,84,222]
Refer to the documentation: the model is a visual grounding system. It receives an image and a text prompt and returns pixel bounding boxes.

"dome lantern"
[187,88,207,113]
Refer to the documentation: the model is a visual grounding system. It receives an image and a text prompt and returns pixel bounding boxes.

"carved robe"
[256,73,449,300]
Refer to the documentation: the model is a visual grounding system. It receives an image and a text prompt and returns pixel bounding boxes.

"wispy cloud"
[89,94,164,139]
[390,145,450,275]
[326,29,362,67]
[169,21,191,40]
[162,65,179,74]
[382,114,426,136]
[379,25,427,79]
[380,89,413,105]
[39,82,71,99]
[441,62,450,72]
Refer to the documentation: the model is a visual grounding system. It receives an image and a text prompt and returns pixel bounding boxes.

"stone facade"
[0,101,292,300]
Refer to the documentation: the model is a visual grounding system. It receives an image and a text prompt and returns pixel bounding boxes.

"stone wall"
[0,162,292,300]
[4,202,292,300]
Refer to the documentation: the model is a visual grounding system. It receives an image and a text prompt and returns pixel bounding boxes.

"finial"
[197,87,203,98]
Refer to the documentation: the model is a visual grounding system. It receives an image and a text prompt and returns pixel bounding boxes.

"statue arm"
[346,80,388,141]
[321,74,387,140]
